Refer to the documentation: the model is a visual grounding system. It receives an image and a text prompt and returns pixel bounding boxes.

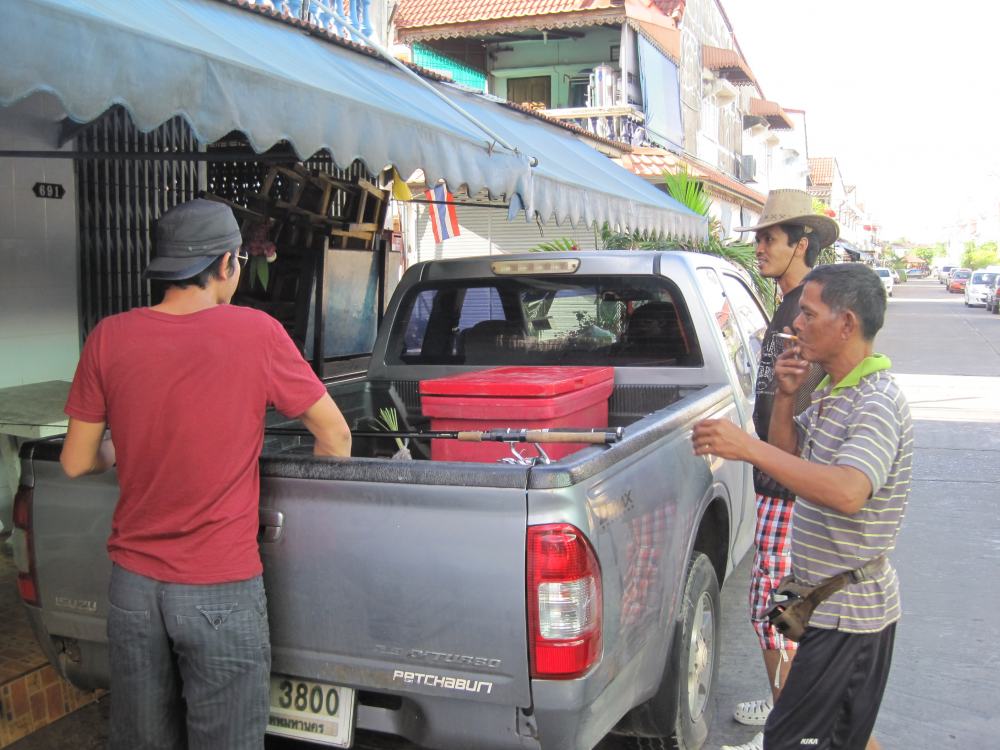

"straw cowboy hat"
[736,188,840,249]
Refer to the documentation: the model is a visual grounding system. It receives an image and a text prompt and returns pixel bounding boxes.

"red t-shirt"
[65,305,327,584]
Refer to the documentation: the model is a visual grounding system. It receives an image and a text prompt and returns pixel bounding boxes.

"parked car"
[948,268,972,293]
[907,267,930,279]
[938,265,957,284]
[964,271,997,307]
[985,275,1000,314]
[15,251,763,750]
[876,267,894,297]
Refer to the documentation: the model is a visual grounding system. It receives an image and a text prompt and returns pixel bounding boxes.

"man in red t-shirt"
[61,198,351,749]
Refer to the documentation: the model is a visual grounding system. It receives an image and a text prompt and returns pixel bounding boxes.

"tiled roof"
[619,147,766,208]
[702,45,756,86]
[748,98,793,130]
[808,157,835,186]
[395,0,686,30]
[395,0,621,29]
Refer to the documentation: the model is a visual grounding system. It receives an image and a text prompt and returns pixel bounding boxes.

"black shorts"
[764,623,897,750]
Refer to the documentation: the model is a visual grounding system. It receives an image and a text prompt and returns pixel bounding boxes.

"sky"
[721,0,1000,243]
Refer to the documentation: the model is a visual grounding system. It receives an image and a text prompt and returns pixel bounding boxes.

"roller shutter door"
[413,204,601,264]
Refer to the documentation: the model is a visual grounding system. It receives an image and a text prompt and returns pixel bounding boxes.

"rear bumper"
[346,664,631,750]
[23,607,634,750]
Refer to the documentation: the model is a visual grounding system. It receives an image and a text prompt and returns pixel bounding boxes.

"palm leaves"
[530,237,580,253]
[526,167,776,310]
[662,169,713,217]
[600,167,776,311]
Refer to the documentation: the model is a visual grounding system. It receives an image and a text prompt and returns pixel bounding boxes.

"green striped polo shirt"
[792,354,913,633]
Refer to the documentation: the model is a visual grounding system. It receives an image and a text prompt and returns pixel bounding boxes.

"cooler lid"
[420,366,614,398]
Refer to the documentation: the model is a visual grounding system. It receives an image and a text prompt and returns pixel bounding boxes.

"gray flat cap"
[145,199,242,280]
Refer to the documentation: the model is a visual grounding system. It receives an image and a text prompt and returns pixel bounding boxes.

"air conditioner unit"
[739,154,757,183]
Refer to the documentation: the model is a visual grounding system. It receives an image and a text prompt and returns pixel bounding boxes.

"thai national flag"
[425,184,460,242]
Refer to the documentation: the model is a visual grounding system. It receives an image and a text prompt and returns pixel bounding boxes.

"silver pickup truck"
[13,250,770,750]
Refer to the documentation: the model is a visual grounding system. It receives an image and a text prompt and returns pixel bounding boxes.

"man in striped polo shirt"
[725,190,839,750]
[693,263,912,750]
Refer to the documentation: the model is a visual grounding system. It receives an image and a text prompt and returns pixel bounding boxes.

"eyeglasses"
[236,251,249,268]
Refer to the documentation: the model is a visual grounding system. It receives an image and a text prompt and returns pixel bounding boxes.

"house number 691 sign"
[32,182,65,199]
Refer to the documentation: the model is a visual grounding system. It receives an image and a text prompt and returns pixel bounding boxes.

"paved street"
[11,277,1000,750]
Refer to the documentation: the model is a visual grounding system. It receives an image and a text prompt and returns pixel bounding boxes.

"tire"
[617,552,721,749]
[670,554,721,749]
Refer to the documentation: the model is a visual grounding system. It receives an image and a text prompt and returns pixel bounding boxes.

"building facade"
[808,156,877,254]
[391,0,856,257]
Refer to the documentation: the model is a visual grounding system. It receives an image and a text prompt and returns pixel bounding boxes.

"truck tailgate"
[258,463,533,708]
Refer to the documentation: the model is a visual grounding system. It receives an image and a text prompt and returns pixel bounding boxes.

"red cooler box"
[419,366,615,463]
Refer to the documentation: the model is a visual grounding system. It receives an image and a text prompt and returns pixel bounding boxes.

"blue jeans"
[107,565,271,750]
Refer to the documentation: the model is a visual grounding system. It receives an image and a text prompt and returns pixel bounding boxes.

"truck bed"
[263,380,699,461]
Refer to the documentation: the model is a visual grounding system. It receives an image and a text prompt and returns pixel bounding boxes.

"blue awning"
[0,0,706,239]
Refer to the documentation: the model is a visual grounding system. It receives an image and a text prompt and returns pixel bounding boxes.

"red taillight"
[526,523,602,679]
[12,485,40,606]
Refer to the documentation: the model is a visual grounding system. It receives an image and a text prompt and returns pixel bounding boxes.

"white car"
[876,267,894,297]
[964,270,997,307]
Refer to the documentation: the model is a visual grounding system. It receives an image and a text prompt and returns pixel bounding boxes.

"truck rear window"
[387,275,703,367]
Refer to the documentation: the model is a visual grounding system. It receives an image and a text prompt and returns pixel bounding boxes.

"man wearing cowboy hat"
[719,189,838,750]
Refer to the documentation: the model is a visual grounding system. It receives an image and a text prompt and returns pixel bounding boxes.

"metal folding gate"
[75,109,200,337]
[74,107,371,340]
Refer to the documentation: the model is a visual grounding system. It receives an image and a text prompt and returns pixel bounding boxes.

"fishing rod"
[14,423,623,445]
[266,427,624,444]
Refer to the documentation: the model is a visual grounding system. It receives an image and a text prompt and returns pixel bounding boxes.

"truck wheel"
[615,552,720,749]
[669,553,720,749]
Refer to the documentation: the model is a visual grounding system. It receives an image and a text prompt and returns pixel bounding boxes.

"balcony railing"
[539,106,649,147]
[243,0,374,39]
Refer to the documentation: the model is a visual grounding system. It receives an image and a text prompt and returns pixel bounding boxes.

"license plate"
[267,675,355,747]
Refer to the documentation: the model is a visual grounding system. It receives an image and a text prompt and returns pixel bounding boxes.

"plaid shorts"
[749,493,798,651]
